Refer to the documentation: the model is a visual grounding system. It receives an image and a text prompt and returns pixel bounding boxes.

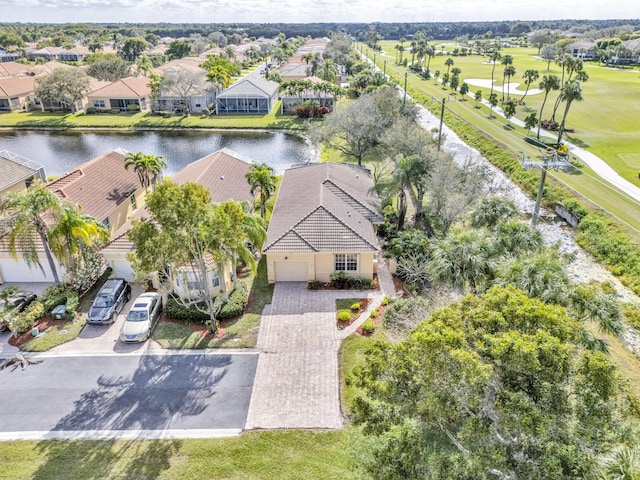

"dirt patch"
[8,315,70,347]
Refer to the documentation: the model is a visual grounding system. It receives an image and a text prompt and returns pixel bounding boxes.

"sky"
[1,0,638,24]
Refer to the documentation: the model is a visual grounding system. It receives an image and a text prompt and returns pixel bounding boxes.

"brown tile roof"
[172,148,255,204]
[0,61,36,78]
[263,163,382,254]
[0,76,36,98]
[87,76,150,98]
[46,148,140,223]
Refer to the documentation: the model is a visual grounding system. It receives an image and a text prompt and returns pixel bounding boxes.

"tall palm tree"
[124,151,166,192]
[245,162,277,219]
[207,65,232,90]
[556,79,583,145]
[319,59,338,83]
[444,57,454,76]
[0,180,63,284]
[48,204,110,270]
[135,54,154,77]
[488,49,501,110]
[503,65,516,100]
[536,74,560,139]
[520,69,539,102]
[301,52,314,64]
[424,44,435,74]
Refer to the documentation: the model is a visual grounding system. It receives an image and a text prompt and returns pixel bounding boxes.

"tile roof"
[0,61,36,78]
[0,150,45,192]
[46,149,140,223]
[87,76,150,98]
[172,148,255,204]
[216,77,279,98]
[263,163,382,254]
[0,75,36,97]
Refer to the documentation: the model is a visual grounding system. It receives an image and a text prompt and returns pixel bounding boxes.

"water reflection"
[0,130,315,176]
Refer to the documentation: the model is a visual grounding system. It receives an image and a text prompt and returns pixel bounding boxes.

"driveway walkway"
[245,282,383,430]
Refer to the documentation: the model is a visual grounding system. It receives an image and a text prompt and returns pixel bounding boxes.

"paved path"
[245,282,382,430]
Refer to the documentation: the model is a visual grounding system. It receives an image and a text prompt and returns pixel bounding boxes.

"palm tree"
[124,151,166,192]
[319,59,338,83]
[536,74,560,139]
[424,44,435,74]
[207,65,232,90]
[556,79,583,145]
[135,54,154,77]
[0,180,63,284]
[444,57,454,76]
[48,205,110,271]
[488,49,501,110]
[301,52,314,64]
[503,65,516,100]
[246,162,277,219]
[520,69,539,102]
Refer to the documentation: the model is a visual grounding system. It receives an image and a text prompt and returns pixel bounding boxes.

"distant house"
[46,148,148,237]
[0,61,34,78]
[102,148,255,290]
[0,150,46,197]
[263,163,383,283]
[215,77,279,114]
[280,77,336,115]
[27,46,90,63]
[156,72,217,114]
[568,40,597,61]
[0,76,37,112]
[0,50,22,63]
[85,76,151,112]
[275,63,311,82]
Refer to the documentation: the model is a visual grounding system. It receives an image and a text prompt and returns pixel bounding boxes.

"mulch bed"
[355,302,388,337]
[8,315,69,347]
[337,298,370,329]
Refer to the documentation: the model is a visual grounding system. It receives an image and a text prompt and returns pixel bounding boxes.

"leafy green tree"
[135,54,154,77]
[524,111,538,135]
[166,40,192,60]
[352,285,632,480]
[35,68,90,113]
[469,196,519,228]
[503,98,517,126]
[488,92,498,118]
[86,54,131,82]
[120,37,148,62]
[245,162,277,219]
[459,81,469,99]
[124,151,166,191]
[474,89,482,108]
[0,180,63,284]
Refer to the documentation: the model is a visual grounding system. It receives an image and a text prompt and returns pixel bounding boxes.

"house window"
[130,194,137,210]
[94,100,105,108]
[334,253,358,272]
[212,276,220,288]
[102,217,110,230]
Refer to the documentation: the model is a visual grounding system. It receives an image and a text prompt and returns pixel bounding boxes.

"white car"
[119,292,163,343]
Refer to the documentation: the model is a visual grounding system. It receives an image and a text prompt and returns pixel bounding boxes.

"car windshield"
[93,295,113,308]
[126,311,148,322]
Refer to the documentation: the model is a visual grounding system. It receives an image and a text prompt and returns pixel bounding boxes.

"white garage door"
[274,261,308,282]
[109,258,136,282]
[0,258,56,283]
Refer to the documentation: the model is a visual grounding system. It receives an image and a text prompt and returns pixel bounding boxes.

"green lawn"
[0,430,359,480]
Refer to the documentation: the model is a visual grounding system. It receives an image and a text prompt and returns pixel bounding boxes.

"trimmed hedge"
[214,283,249,320]
[165,283,249,323]
[164,295,210,323]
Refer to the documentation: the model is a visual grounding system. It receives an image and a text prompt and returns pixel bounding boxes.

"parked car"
[0,289,37,332]
[87,278,131,324]
[119,292,163,343]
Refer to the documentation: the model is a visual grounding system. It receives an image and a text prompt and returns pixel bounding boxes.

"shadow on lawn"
[33,353,233,479]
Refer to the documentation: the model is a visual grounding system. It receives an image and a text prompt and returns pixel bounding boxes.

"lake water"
[0,130,316,177]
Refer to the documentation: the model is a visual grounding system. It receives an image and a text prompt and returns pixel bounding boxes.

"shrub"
[350,302,362,311]
[370,308,379,318]
[337,310,352,322]
[85,107,97,114]
[381,295,391,306]
[329,272,375,290]
[110,109,121,114]
[361,319,376,334]
[10,300,45,334]
[308,280,324,290]
[126,104,140,112]
[164,295,210,323]
[41,285,79,319]
[201,107,210,116]
[623,304,640,330]
[215,283,249,320]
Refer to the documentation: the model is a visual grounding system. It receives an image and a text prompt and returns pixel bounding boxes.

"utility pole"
[403,72,408,107]
[521,151,572,226]
[437,97,446,151]
[383,60,387,76]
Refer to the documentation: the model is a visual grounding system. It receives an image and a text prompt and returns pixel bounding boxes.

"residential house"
[0,150,47,196]
[280,76,336,115]
[102,149,255,297]
[0,75,37,112]
[276,63,312,82]
[568,40,597,60]
[215,77,279,114]
[47,148,148,237]
[0,62,35,78]
[0,50,22,63]
[263,163,383,283]
[27,46,90,63]
[156,71,216,114]
[85,76,151,112]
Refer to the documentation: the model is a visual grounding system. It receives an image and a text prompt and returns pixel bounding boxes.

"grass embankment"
[0,430,358,480]
[0,102,310,131]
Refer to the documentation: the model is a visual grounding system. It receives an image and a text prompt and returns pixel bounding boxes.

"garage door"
[0,258,57,283]
[109,258,136,282]
[274,261,308,282]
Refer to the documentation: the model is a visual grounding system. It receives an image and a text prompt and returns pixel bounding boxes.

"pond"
[0,129,316,177]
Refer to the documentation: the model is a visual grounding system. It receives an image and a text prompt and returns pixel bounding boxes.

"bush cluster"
[10,300,45,334]
[329,272,375,290]
[214,283,249,320]
[41,285,79,319]
[293,104,330,118]
[308,280,324,290]
[350,302,362,311]
[337,310,352,322]
[361,319,376,334]
[164,295,210,323]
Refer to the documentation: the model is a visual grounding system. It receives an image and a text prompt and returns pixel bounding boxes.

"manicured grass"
[0,104,311,131]
[152,257,273,349]
[21,314,87,352]
[0,430,358,480]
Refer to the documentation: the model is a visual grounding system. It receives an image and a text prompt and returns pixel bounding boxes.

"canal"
[0,129,316,177]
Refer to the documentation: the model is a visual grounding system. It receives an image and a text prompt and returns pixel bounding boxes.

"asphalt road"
[0,352,258,439]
